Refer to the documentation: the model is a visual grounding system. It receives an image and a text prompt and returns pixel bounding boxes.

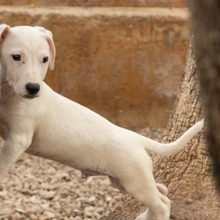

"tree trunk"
[186,0,220,192]
[100,40,220,220]
[153,39,219,219]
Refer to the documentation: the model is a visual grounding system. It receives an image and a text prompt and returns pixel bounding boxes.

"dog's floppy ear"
[0,24,10,42]
[35,26,56,70]
[35,26,52,38]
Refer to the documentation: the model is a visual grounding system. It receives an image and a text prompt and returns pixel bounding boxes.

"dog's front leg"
[0,132,32,181]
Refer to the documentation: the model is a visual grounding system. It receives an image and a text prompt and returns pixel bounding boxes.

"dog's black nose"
[25,83,40,95]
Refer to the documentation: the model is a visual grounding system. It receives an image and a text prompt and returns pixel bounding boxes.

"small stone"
[85,206,95,212]
[88,196,96,203]
[106,196,112,202]
[39,190,56,199]
[44,210,55,218]
[29,214,38,220]
[2,207,13,215]
[84,211,92,217]
[0,190,7,196]
[96,207,105,213]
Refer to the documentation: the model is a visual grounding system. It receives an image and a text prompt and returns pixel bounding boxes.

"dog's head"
[0,24,56,98]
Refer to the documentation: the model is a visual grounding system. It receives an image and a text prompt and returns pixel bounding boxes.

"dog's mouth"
[23,94,39,99]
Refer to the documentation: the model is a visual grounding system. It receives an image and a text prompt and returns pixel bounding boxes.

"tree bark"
[100,40,220,219]
[153,39,219,219]
[186,0,220,192]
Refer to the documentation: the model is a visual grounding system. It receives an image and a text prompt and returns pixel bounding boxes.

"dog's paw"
[135,210,148,220]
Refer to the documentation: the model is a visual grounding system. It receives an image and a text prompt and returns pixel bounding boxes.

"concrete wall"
[0,6,190,129]
[1,0,186,7]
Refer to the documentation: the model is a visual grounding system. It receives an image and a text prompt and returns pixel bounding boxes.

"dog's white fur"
[0,24,204,220]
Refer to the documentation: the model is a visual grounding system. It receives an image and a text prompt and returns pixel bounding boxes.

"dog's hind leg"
[135,183,169,220]
[116,156,170,220]
[109,177,167,196]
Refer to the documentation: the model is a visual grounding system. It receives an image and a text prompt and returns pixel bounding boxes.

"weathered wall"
[0,7,190,129]
[0,0,186,7]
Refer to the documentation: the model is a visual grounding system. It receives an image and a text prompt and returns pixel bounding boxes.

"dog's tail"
[144,119,204,156]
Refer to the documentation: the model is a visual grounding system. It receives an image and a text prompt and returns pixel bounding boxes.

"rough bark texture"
[153,40,219,220]
[100,40,220,219]
[187,0,220,192]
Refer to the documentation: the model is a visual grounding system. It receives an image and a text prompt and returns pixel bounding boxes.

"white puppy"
[0,24,203,220]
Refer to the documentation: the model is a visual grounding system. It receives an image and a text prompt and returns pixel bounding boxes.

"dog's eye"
[42,56,49,63]
[12,54,21,61]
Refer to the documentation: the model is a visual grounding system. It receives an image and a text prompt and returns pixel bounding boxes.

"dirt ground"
[0,127,164,220]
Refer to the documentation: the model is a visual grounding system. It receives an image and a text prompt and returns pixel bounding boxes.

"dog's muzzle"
[25,83,40,98]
